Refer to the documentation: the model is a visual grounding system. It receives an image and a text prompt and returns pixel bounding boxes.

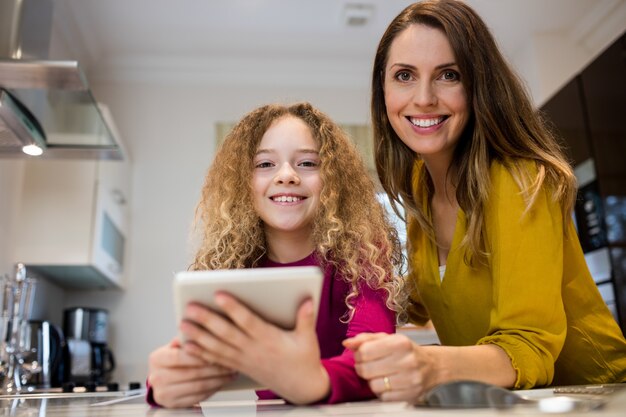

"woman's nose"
[412,80,437,108]
[274,162,300,185]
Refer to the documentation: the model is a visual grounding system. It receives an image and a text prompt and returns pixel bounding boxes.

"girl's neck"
[264,228,315,264]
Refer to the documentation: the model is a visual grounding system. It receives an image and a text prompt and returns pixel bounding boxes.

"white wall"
[0,161,24,274]
[60,81,371,384]
[511,0,626,105]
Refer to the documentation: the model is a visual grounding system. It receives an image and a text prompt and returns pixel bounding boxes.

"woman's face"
[384,24,469,168]
[252,115,322,238]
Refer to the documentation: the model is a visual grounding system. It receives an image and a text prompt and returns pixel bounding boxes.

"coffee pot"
[22,320,65,388]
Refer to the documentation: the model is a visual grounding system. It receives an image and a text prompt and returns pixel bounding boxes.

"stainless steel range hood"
[0,0,123,160]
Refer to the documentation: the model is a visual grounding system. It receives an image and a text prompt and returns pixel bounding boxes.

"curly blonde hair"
[192,102,405,319]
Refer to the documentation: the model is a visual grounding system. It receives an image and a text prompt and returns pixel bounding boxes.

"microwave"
[91,181,127,285]
[14,159,129,289]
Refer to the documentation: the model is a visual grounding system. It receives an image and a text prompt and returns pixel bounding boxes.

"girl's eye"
[255,161,274,169]
[395,70,412,82]
[299,160,319,168]
[441,70,460,81]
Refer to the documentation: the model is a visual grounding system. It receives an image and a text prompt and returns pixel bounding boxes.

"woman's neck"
[264,228,315,264]
[423,155,457,204]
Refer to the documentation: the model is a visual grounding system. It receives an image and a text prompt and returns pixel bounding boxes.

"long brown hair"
[372,0,576,265]
[193,102,405,318]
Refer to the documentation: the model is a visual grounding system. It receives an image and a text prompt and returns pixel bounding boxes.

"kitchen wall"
[513,1,626,106]
[0,161,24,274]
[60,81,372,384]
[1,3,624,386]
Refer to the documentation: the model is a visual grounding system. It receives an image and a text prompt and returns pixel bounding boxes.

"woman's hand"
[345,333,517,404]
[147,338,236,408]
[343,333,442,403]
[180,294,330,404]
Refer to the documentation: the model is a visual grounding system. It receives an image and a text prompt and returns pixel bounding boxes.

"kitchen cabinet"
[13,155,130,289]
[541,32,626,332]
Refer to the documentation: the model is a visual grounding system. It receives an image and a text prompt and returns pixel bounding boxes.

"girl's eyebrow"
[255,148,319,156]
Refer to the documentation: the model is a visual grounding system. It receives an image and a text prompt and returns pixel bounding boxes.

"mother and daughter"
[148,0,626,408]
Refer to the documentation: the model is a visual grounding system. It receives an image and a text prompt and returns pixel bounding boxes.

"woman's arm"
[344,333,515,403]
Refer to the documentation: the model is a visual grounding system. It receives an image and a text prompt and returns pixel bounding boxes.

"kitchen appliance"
[0,0,122,159]
[63,308,115,385]
[16,160,128,288]
[22,321,64,389]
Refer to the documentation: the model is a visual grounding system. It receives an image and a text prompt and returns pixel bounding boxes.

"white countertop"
[2,386,625,416]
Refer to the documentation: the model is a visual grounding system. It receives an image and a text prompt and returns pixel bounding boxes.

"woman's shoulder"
[490,157,537,177]
[487,158,541,210]
[489,158,537,190]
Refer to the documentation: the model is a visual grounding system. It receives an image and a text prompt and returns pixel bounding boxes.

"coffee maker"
[22,320,65,388]
[63,307,115,385]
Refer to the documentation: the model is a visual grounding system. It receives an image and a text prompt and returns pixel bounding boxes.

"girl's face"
[384,24,469,168]
[252,115,322,238]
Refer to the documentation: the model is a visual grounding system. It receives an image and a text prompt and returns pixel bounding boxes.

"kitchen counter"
[2,387,625,416]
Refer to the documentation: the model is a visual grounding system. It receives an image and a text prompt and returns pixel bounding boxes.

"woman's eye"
[255,161,274,169]
[395,71,412,82]
[441,70,460,81]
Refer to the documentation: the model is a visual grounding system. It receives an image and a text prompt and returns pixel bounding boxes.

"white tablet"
[173,265,323,390]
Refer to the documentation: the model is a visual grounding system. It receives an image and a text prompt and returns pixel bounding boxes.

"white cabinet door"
[14,158,130,289]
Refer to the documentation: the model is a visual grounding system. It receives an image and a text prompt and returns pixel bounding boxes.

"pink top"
[256,253,396,403]
[146,252,395,406]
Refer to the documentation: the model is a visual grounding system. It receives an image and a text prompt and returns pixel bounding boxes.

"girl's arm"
[180,295,330,404]
[146,338,236,408]
[318,283,396,403]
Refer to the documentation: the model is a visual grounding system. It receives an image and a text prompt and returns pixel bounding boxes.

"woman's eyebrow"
[388,61,458,70]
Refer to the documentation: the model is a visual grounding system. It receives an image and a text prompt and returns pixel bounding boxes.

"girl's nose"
[274,162,300,185]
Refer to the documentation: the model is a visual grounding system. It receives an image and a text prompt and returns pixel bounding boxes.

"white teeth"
[273,196,301,202]
[410,117,444,127]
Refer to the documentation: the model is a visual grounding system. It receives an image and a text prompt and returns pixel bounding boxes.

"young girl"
[345,0,626,403]
[147,102,403,407]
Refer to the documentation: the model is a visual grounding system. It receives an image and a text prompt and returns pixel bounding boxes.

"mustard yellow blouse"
[406,160,626,388]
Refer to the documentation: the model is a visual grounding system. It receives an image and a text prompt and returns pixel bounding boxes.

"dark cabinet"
[541,77,591,166]
[580,34,626,197]
[541,32,626,333]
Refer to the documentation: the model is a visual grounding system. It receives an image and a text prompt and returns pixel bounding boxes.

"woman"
[344,0,626,403]
[147,102,403,407]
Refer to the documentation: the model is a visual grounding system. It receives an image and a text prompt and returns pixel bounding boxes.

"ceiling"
[51,0,623,88]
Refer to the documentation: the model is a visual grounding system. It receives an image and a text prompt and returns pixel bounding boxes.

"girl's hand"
[180,294,330,404]
[344,333,441,403]
[147,338,236,408]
